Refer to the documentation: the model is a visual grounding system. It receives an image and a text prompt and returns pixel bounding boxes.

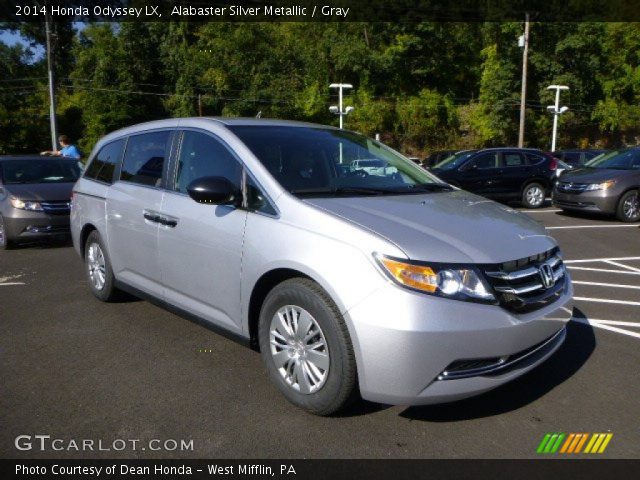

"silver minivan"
[71,118,573,415]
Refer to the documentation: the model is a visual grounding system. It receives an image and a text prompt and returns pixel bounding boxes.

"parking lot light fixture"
[547,85,569,152]
[329,83,354,129]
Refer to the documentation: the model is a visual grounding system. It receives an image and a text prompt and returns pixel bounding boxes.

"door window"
[503,153,525,167]
[84,139,125,184]
[174,131,242,194]
[468,152,499,170]
[120,131,171,187]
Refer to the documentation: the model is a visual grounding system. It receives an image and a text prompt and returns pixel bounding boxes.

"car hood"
[560,168,631,182]
[3,182,75,201]
[304,190,555,264]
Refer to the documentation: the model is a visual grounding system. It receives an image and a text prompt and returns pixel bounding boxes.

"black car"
[554,149,607,167]
[0,155,82,249]
[430,148,558,208]
[423,150,459,168]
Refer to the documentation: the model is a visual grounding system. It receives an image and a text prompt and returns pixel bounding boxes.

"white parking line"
[572,317,640,340]
[604,260,640,273]
[0,282,26,286]
[546,225,638,230]
[571,281,640,290]
[573,296,640,306]
[566,266,640,275]
[564,256,640,264]
[587,320,640,327]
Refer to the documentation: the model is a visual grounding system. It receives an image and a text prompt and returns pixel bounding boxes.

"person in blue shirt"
[41,135,82,159]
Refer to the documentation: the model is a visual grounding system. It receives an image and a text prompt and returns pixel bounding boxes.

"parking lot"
[1,206,638,459]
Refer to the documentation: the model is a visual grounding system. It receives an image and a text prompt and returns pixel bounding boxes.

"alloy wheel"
[87,242,107,291]
[623,192,640,220]
[526,185,544,207]
[269,305,330,394]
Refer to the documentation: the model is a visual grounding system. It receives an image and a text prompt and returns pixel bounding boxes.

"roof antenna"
[256,111,262,118]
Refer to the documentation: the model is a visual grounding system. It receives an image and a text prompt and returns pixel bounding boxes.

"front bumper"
[344,278,573,406]
[2,211,70,241]
[552,189,619,214]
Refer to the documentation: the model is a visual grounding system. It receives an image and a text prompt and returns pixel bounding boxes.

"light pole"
[546,85,569,152]
[329,83,354,129]
[45,13,58,151]
[517,12,530,148]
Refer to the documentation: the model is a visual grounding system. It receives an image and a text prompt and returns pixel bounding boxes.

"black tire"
[84,230,120,301]
[522,182,546,209]
[258,278,358,415]
[616,190,640,222]
[0,215,15,250]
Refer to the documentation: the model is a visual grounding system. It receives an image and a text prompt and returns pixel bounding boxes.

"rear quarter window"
[84,139,125,184]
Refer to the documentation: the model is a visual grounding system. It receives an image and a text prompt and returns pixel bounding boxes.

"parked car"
[71,118,572,415]
[553,148,640,222]
[430,148,558,208]
[0,155,81,249]
[554,149,607,167]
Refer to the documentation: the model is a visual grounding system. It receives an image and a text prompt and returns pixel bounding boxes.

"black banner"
[3,459,640,480]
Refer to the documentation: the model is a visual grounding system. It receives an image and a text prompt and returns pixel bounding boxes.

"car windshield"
[229,126,449,197]
[1,159,82,184]
[585,149,640,170]
[433,151,475,170]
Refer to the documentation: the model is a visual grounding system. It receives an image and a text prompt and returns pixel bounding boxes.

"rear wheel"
[84,230,120,301]
[522,182,546,209]
[258,278,358,415]
[616,190,640,222]
[0,215,15,250]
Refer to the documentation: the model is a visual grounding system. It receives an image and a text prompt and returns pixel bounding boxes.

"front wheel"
[522,182,546,209]
[258,278,358,415]
[616,190,640,222]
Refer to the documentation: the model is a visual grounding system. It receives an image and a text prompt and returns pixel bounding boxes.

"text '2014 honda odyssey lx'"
[71,118,573,415]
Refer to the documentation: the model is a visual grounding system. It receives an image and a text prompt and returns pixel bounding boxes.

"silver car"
[71,118,573,415]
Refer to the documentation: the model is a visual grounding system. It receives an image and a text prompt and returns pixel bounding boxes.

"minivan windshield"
[1,159,82,184]
[585,149,640,170]
[229,126,449,197]
[433,151,475,170]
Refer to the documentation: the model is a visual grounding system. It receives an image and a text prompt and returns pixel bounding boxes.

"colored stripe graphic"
[538,433,613,454]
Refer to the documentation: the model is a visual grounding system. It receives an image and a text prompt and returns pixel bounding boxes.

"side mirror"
[187,176,240,206]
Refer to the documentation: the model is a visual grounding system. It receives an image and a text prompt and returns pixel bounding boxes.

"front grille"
[41,200,71,215]
[557,181,588,194]
[482,247,567,314]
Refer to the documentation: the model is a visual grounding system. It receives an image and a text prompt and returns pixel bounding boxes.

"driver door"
[157,130,247,334]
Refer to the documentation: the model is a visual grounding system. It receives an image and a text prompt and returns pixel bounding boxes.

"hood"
[3,182,75,202]
[305,190,555,264]
[560,167,631,183]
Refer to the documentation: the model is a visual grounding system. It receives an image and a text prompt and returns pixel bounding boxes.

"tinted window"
[174,131,242,193]
[1,159,81,184]
[120,131,171,187]
[503,153,524,167]
[84,139,124,184]
[589,149,640,170]
[469,152,499,169]
[526,153,545,165]
[563,152,582,164]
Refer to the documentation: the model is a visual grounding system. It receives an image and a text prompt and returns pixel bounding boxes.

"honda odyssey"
[71,118,573,415]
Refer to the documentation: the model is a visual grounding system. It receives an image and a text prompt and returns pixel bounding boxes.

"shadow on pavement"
[398,308,594,422]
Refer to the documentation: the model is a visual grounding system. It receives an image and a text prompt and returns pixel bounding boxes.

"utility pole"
[329,83,354,129]
[45,14,58,151]
[546,85,569,152]
[517,12,530,148]
[197,94,203,116]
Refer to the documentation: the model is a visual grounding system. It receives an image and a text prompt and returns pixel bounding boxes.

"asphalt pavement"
[1,205,638,459]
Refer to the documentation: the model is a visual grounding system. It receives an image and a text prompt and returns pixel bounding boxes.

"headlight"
[585,180,616,191]
[374,254,495,302]
[10,196,43,211]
